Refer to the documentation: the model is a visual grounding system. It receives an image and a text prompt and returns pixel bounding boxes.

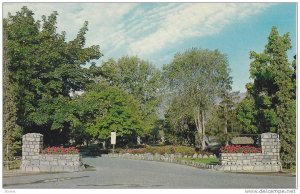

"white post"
[111,132,116,154]
[137,136,141,145]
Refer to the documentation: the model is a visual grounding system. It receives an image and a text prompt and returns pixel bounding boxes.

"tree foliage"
[3,19,22,160]
[73,83,143,144]
[164,96,196,146]
[4,7,295,164]
[100,56,162,137]
[245,26,296,168]
[236,94,258,134]
[4,7,101,145]
[206,92,240,144]
[163,48,232,149]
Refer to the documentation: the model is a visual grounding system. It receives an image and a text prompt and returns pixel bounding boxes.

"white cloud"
[3,3,272,63]
[3,3,137,44]
[128,3,272,57]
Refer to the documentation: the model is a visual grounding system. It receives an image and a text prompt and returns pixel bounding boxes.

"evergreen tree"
[217,71,235,145]
[248,26,295,168]
[3,19,22,161]
[236,96,258,134]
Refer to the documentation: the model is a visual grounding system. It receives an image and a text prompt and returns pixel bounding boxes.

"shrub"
[42,146,79,154]
[124,148,145,154]
[220,145,262,154]
[119,145,211,156]
[173,146,195,155]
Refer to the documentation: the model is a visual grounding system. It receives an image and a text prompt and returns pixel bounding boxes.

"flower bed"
[41,146,79,154]
[220,145,262,154]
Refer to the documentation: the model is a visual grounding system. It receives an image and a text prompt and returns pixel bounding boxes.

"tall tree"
[164,95,197,146]
[100,56,162,138]
[4,7,101,145]
[163,48,231,150]
[217,71,235,144]
[3,19,22,160]
[248,26,296,168]
[74,83,143,144]
[236,97,258,134]
[206,91,240,145]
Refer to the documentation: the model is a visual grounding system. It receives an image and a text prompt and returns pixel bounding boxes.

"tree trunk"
[224,107,228,146]
[194,111,202,148]
[201,111,206,150]
[102,141,106,150]
[194,110,207,150]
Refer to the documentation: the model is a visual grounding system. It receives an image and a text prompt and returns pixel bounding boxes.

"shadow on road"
[76,183,164,188]
[3,175,90,187]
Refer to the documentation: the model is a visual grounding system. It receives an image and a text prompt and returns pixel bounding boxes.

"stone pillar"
[261,133,280,155]
[261,132,281,171]
[21,133,43,171]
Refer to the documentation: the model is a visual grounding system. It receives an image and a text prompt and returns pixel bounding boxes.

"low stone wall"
[22,154,83,172]
[21,133,84,172]
[218,153,281,172]
[218,133,282,172]
[102,153,218,169]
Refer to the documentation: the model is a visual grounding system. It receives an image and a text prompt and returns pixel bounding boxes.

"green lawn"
[282,168,296,174]
[179,157,220,165]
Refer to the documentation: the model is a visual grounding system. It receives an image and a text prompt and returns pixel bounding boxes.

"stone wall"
[218,133,281,172]
[38,154,83,172]
[21,133,84,172]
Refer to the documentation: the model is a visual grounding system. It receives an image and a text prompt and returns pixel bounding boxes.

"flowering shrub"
[42,146,79,155]
[220,145,262,154]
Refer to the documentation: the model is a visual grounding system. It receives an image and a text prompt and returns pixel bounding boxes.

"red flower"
[42,146,79,155]
[220,145,261,153]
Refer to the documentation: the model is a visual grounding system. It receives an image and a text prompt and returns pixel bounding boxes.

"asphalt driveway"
[3,157,296,189]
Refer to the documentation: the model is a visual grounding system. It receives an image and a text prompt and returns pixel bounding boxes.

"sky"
[2,2,297,92]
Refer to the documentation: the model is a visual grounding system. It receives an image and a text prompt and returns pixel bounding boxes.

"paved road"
[3,157,296,189]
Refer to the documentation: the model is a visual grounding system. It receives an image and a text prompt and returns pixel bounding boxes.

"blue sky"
[3,3,297,92]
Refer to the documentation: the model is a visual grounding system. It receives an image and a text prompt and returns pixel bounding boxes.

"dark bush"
[119,145,212,156]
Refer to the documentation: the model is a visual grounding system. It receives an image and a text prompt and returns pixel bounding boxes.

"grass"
[282,168,296,174]
[179,157,220,165]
